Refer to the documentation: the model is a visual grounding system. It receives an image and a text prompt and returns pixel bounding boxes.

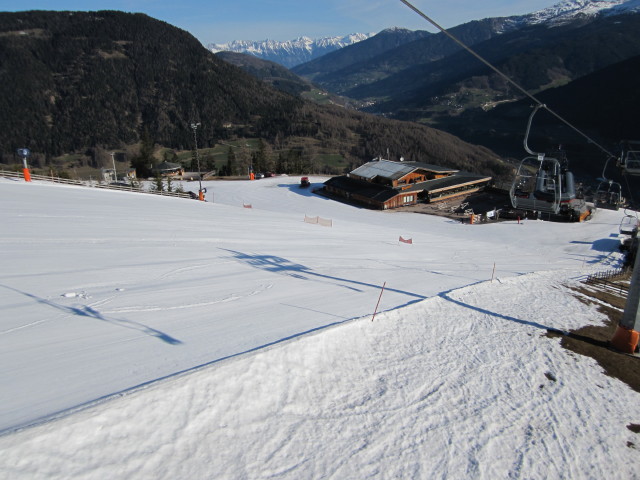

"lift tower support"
[612,241,640,353]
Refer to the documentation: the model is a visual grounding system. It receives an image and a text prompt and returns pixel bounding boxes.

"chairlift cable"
[397,0,615,158]
[601,155,616,181]
[523,105,544,157]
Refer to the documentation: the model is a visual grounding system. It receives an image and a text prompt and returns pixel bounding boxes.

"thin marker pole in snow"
[371,282,386,322]
[17,148,31,182]
[491,262,496,283]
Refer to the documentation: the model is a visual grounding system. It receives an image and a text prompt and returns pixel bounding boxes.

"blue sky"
[1,0,558,44]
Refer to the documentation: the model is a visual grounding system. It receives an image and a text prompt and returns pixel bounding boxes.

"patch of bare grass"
[546,273,640,393]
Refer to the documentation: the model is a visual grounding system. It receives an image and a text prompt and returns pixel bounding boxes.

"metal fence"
[585,267,630,295]
[0,170,194,200]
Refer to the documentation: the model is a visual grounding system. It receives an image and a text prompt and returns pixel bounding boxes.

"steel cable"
[397,0,616,158]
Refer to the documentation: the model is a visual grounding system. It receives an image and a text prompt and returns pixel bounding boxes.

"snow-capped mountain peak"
[509,0,640,27]
[208,33,373,68]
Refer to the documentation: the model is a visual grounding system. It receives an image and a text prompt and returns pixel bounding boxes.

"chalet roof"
[154,161,182,171]
[349,159,457,181]
[402,172,492,194]
[324,176,400,202]
[401,161,458,175]
[350,160,414,181]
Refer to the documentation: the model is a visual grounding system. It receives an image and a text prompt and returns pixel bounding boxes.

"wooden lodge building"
[152,161,185,177]
[323,158,492,210]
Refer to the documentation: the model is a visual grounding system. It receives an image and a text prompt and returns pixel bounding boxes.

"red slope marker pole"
[22,156,31,182]
[371,282,386,322]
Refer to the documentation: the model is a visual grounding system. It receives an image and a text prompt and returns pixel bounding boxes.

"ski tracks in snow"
[0,271,638,479]
[101,283,273,314]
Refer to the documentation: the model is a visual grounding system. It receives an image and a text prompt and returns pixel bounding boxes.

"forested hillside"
[287,9,640,189]
[291,10,640,155]
[0,11,297,156]
[214,51,312,97]
[446,54,640,192]
[0,11,508,179]
[292,20,505,95]
[372,13,640,123]
[291,27,432,85]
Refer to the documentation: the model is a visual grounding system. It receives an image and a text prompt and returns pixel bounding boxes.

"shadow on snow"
[220,248,426,302]
[0,284,182,345]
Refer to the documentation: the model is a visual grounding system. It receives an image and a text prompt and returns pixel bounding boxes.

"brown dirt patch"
[546,272,640,393]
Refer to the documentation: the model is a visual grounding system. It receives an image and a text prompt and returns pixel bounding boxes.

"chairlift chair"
[509,106,564,214]
[594,179,623,211]
[620,213,639,236]
[593,155,624,210]
[619,141,640,176]
[510,155,563,214]
[509,105,586,217]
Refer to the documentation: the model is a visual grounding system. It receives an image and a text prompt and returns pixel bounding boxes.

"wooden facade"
[324,159,492,210]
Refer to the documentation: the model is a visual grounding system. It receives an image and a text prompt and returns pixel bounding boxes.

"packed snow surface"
[0,176,638,479]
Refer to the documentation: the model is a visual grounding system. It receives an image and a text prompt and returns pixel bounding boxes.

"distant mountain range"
[283,0,640,151]
[211,0,640,191]
[292,0,640,94]
[208,1,640,70]
[506,0,640,27]
[208,33,374,68]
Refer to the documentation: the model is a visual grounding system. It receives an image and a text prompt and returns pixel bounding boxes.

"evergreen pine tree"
[276,152,285,174]
[130,128,155,178]
[163,150,178,162]
[227,146,236,176]
[190,150,198,172]
[153,172,164,192]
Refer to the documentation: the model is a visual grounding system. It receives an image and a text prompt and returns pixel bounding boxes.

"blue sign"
[17,148,31,157]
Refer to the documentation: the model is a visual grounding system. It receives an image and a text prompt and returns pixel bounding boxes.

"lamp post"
[190,122,204,201]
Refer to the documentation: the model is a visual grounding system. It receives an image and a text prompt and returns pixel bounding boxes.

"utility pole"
[190,122,204,201]
[110,152,117,183]
[611,240,640,354]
